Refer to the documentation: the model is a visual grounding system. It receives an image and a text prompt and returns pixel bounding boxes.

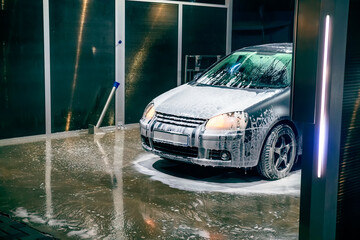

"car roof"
[237,43,292,54]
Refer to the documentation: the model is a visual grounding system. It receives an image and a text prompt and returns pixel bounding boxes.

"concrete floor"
[0,127,300,239]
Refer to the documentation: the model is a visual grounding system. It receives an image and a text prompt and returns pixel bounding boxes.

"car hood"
[154,84,283,119]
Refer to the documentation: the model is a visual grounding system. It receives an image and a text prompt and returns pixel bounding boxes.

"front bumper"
[140,117,250,168]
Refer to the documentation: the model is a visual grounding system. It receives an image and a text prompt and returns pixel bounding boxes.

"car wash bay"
[1,0,360,239]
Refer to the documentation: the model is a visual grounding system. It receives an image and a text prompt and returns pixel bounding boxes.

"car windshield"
[194,51,292,89]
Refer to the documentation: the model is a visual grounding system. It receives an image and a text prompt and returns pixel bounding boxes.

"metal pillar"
[293,0,350,239]
[177,4,183,86]
[226,0,233,54]
[43,0,51,134]
[115,0,126,128]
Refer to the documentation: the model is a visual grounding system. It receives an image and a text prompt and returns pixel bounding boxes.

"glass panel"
[0,0,45,139]
[125,1,178,123]
[232,0,295,51]
[182,6,227,83]
[49,0,115,132]
[170,0,225,5]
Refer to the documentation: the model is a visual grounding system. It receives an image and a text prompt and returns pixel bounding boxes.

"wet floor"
[0,127,300,239]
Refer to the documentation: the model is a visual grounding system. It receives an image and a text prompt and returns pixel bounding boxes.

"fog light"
[220,151,231,161]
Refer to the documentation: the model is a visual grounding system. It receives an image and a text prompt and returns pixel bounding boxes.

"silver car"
[140,43,302,180]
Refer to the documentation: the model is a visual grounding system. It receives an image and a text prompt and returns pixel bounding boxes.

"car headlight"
[142,103,155,121]
[205,112,249,130]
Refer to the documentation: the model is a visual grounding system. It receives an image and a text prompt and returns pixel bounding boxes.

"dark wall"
[232,0,295,51]
[49,0,115,132]
[0,0,45,139]
[337,0,360,238]
[182,6,226,56]
[125,2,178,124]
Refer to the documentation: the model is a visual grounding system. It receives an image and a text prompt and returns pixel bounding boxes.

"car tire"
[257,124,297,180]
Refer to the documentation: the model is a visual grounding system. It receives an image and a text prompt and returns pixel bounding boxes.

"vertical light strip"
[115,0,126,128]
[43,0,51,134]
[318,15,331,178]
[177,4,183,86]
[65,0,89,131]
[225,0,233,54]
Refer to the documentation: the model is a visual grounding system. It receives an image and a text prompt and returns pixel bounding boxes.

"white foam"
[14,207,29,218]
[67,229,97,239]
[13,207,80,233]
[133,154,301,196]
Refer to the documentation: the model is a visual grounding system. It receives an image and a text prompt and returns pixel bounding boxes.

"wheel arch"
[256,117,300,166]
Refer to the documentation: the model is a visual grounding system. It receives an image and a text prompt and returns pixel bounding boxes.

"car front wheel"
[257,124,297,180]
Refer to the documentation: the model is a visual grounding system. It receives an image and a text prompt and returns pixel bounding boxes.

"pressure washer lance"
[88,81,120,134]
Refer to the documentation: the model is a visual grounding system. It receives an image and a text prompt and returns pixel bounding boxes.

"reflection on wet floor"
[0,127,300,239]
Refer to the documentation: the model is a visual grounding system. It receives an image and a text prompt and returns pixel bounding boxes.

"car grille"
[209,149,222,160]
[156,112,206,128]
[153,142,198,158]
